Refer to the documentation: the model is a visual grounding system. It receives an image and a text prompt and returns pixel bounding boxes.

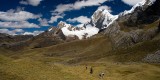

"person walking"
[90,66,93,74]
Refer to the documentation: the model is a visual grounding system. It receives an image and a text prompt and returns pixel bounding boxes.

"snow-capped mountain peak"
[91,9,113,25]
[89,8,118,29]
[48,0,157,40]
[48,21,99,40]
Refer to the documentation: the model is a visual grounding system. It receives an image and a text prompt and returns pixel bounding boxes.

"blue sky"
[0,0,143,35]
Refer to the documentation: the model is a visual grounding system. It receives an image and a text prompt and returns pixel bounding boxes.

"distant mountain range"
[0,0,159,51]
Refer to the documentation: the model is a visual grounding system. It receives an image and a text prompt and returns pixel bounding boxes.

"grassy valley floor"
[0,54,160,80]
[0,36,160,80]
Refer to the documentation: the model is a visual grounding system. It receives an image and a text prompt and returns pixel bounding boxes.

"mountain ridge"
[46,0,159,41]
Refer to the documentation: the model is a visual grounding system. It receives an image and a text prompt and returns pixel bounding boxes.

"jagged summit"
[89,9,118,29]
[91,9,114,26]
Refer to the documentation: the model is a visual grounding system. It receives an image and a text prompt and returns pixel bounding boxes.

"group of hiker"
[85,66,105,79]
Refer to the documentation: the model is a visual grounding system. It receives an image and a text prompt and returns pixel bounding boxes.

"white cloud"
[121,0,156,6]
[73,0,107,9]
[53,4,74,15]
[97,6,112,12]
[50,0,109,23]
[0,29,24,35]
[20,0,42,6]
[122,0,143,6]
[0,21,39,28]
[19,1,28,5]
[13,29,24,33]
[38,18,49,26]
[0,29,43,36]
[0,8,40,28]
[23,31,44,36]
[53,0,108,15]
[67,16,90,24]
[49,15,63,23]
[0,10,40,21]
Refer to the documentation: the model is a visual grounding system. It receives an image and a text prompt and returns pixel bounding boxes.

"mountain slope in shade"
[119,0,155,16]
[118,0,159,25]
[103,0,160,48]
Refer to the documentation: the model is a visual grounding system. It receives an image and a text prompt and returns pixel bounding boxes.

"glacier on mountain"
[59,21,99,39]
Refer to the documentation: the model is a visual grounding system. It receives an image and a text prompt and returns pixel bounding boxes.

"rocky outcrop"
[143,50,160,63]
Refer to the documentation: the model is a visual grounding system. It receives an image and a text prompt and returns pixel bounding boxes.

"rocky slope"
[0,33,33,44]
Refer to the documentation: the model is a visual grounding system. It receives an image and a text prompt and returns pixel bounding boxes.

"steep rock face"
[103,0,160,48]
[88,9,118,29]
[136,0,160,24]
[118,0,159,26]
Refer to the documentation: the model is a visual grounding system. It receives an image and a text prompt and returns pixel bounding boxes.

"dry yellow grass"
[0,56,81,80]
[1,51,160,80]
[55,62,160,80]
[0,36,160,80]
